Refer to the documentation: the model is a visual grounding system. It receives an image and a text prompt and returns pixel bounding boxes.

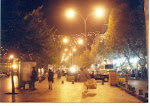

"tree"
[105,2,146,70]
[2,5,60,68]
[21,6,60,68]
[79,49,92,68]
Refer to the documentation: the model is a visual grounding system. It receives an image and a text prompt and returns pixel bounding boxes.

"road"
[0,75,143,103]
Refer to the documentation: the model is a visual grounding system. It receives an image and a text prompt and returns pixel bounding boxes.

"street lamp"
[63,38,69,44]
[78,39,83,45]
[95,8,104,17]
[63,53,65,56]
[72,48,77,52]
[69,53,72,56]
[66,8,104,49]
[66,10,75,18]
[64,48,68,52]
[12,64,17,69]
[10,55,14,59]
[9,54,15,94]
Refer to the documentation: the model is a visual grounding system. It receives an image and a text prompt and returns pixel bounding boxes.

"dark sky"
[2,0,141,35]
[46,0,115,34]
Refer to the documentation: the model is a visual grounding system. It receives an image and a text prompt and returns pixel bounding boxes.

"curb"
[117,85,148,103]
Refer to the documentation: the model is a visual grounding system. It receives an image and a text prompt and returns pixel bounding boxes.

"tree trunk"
[125,55,133,69]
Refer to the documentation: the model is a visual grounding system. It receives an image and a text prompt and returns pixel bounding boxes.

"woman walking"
[48,69,54,90]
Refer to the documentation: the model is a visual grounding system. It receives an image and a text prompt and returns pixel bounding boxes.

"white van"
[93,64,114,82]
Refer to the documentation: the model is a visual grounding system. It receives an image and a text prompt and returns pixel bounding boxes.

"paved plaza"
[0,75,143,103]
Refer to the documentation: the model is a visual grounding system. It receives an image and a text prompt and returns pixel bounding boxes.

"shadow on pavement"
[4,93,18,102]
[82,93,97,98]
[12,94,16,102]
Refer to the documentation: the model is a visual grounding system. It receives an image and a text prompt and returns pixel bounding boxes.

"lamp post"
[78,39,84,45]
[63,38,69,44]
[66,8,104,49]
[9,55,15,94]
[62,37,83,65]
[72,48,77,65]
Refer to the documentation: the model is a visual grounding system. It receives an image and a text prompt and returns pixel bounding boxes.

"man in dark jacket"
[30,67,37,90]
[48,69,54,90]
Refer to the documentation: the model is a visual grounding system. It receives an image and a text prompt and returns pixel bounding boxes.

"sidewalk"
[128,79,148,98]
[0,75,143,103]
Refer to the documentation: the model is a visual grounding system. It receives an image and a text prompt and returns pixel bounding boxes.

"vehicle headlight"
[69,67,76,73]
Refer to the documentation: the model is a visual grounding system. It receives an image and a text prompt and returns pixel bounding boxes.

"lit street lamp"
[69,53,72,56]
[63,53,65,56]
[9,54,15,94]
[63,38,69,44]
[66,8,104,49]
[10,55,14,59]
[78,39,83,45]
[71,48,77,65]
[12,64,17,69]
[64,48,68,52]
[66,9,75,18]
[95,8,105,17]
[72,48,77,52]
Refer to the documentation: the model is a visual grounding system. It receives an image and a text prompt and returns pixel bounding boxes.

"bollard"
[129,86,132,91]
[123,84,126,87]
[29,82,32,88]
[145,93,148,98]
[139,89,143,95]
[62,80,64,84]
[72,80,74,84]
[128,85,132,90]
[102,80,104,85]
[131,87,136,93]
[127,85,130,90]
[23,82,25,90]
[23,84,25,90]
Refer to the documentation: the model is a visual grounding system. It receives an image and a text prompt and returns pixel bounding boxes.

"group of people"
[30,67,54,90]
[130,68,147,79]
[1,71,10,77]
[30,66,91,95]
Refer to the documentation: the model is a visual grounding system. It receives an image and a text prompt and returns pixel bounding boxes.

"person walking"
[57,69,62,78]
[30,67,37,90]
[79,67,91,95]
[48,69,54,90]
[134,69,138,79]
[144,67,147,79]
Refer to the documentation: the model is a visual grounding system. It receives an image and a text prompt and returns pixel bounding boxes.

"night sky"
[2,0,141,35]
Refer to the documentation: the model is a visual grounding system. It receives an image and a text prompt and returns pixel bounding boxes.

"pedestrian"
[79,67,91,95]
[138,70,141,78]
[134,69,138,79]
[30,67,37,90]
[57,69,61,78]
[132,69,135,78]
[48,69,54,90]
[144,67,147,79]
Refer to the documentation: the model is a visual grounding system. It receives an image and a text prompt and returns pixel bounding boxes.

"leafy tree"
[105,2,146,70]
[21,6,59,68]
[2,5,60,68]
[79,49,92,68]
